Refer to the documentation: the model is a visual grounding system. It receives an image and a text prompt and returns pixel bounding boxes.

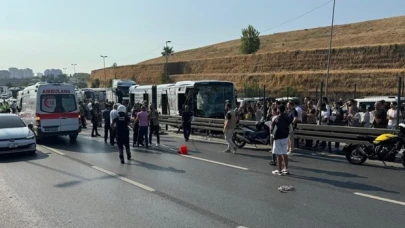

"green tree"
[240,25,261,54]
[112,62,118,67]
[161,46,174,57]
[91,78,100,88]
[6,82,13,88]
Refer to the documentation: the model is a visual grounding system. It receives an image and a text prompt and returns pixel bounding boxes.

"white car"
[0,114,36,155]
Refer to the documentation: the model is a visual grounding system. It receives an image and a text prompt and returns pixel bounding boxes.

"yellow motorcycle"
[343,123,405,168]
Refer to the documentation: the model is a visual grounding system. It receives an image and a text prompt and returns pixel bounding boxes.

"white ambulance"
[18,82,81,141]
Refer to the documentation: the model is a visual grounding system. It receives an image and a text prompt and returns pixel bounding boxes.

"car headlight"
[26,135,35,139]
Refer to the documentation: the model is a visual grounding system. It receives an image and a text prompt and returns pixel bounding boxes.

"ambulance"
[18,82,81,141]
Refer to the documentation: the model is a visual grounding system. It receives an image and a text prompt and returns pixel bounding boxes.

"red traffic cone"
[179,145,188,155]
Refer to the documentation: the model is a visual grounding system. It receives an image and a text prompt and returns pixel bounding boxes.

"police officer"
[112,105,131,164]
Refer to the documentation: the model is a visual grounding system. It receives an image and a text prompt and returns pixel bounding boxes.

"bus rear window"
[40,94,77,113]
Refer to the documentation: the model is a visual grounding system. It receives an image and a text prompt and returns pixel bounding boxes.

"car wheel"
[69,134,78,141]
[26,150,36,156]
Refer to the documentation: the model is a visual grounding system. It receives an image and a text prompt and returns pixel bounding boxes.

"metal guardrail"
[159,115,257,134]
[159,115,399,149]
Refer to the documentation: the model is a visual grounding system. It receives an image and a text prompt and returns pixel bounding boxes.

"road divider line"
[40,145,66,156]
[181,155,249,170]
[91,166,155,192]
[354,192,405,206]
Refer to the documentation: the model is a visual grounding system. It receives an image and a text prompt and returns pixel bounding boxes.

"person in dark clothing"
[91,103,100,137]
[131,104,142,147]
[271,105,293,175]
[331,101,345,149]
[112,105,131,164]
[182,105,193,141]
[373,101,388,128]
[102,105,111,143]
[149,104,160,146]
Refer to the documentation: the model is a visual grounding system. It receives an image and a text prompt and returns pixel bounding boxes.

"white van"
[18,82,81,141]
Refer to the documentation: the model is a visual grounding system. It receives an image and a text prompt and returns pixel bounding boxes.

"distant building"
[44,69,63,76]
[9,67,20,78]
[8,67,34,78]
[0,70,10,79]
[37,73,43,77]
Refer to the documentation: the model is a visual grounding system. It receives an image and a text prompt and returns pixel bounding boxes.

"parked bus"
[18,82,81,141]
[129,80,235,118]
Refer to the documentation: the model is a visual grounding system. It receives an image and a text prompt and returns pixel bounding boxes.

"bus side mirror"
[28,124,33,130]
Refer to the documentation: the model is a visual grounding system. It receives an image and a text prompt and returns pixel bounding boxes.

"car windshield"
[0,115,26,129]
[40,94,77,113]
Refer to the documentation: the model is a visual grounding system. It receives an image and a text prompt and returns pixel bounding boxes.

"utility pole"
[165,41,171,83]
[324,0,336,98]
[100,55,108,87]
[71,64,77,76]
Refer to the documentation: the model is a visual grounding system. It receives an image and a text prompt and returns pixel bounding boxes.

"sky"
[0,0,404,75]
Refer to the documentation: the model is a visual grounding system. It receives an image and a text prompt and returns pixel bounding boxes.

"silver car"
[0,114,36,155]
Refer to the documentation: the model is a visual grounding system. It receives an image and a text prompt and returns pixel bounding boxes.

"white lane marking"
[39,145,66,156]
[354,192,405,206]
[91,166,155,192]
[181,155,248,171]
[237,226,249,228]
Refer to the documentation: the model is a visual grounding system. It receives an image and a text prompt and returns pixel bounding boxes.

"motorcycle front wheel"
[345,145,367,165]
[232,134,246,149]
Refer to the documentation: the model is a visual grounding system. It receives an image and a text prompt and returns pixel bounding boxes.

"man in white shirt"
[387,101,401,129]
[295,105,303,122]
[360,104,371,128]
[109,104,119,147]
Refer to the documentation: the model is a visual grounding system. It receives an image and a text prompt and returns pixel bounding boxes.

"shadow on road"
[292,166,366,178]
[26,161,115,188]
[0,150,49,163]
[39,136,117,154]
[128,159,186,173]
[291,174,399,194]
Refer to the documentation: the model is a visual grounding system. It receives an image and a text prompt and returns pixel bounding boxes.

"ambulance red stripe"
[36,113,80,119]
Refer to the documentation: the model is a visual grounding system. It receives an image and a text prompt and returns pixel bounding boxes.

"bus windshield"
[195,82,234,118]
[84,91,94,101]
[118,86,130,96]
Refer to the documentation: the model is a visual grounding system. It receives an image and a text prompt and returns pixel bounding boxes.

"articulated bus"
[129,80,235,118]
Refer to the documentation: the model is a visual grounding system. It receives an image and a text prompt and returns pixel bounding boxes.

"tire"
[69,134,78,141]
[345,145,367,165]
[232,133,246,148]
[401,155,405,168]
[26,150,36,156]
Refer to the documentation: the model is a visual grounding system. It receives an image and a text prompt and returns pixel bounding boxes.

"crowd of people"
[228,96,405,176]
[79,99,161,164]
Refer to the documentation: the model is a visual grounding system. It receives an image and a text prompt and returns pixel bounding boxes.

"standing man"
[103,105,111,144]
[90,103,100,137]
[111,105,131,164]
[272,105,292,176]
[79,101,87,128]
[11,101,17,114]
[287,101,298,155]
[136,105,149,149]
[149,104,160,146]
[181,105,193,141]
[373,101,388,129]
[223,103,237,153]
[109,104,119,147]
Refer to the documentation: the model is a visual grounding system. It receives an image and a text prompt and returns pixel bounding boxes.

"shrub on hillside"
[91,78,100,88]
[240,25,261,54]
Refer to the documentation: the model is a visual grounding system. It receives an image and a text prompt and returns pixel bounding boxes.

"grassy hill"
[91,15,405,98]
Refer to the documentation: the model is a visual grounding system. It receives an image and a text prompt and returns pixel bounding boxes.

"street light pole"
[324,0,336,98]
[71,64,77,76]
[165,41,171,83]
[100,55,108,87]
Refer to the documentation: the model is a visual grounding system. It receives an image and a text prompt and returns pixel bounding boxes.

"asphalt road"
[1,127,405,228]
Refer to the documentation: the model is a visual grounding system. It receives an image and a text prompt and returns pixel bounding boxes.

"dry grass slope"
[90,16,405,98]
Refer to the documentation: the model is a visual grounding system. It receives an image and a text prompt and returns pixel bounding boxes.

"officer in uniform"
[111,105,131,164]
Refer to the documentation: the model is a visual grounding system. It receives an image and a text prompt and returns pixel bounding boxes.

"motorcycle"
[232,121,271,149]
[343,123,405,168]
